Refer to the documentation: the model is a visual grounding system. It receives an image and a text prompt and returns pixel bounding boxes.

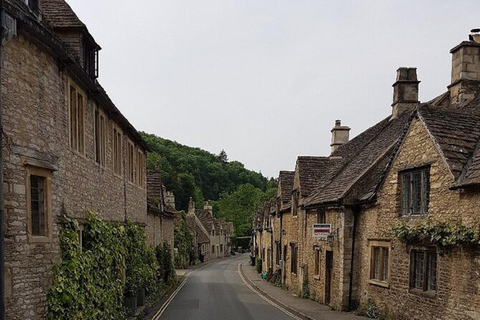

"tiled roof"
[305,111,413,206]
[40,0,85,28]
[296,156,341,198]
[278,171,294,205]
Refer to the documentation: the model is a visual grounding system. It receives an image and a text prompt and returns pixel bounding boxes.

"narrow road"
[159,255,296,320]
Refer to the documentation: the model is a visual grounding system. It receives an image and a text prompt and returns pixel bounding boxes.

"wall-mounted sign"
[312,223,332,238]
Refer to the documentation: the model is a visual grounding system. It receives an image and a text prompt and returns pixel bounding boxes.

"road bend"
[157,254,297,320]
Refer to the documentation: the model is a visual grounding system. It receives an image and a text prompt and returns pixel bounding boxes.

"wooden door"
[325,251,333,305]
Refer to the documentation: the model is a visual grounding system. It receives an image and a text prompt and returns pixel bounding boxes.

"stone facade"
[1,1,149,319]
[254,31,480,320]
[354,118,480,319]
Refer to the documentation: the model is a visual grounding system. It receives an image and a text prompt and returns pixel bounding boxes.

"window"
[220,244,223,253]
[94,108,106,166]
[369,241,390,286]
[212,245,215,254]
[410,249,437,292]
[126,140,135,183]
[400,167,430,215]
[137,149,145,187]
[69,82,85,154]
[316,207,326,223]
[292,190,299,216]
[290,243,298,274]
[81,40,99,79]
[113,126,122,175]
[26,167,52,242]
[314,247,321,277]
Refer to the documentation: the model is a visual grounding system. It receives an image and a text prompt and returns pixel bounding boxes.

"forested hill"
[140,132,270,211]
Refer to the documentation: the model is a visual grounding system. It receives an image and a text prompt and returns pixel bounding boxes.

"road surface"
[159,255,296,320]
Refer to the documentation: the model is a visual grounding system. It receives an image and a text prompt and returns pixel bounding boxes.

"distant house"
[146,169,178,249]
[0,0,149,318]
[187,199,232,263]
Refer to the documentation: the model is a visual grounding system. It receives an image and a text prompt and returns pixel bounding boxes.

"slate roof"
[40,0,85,28]
[296,156,340,198]
[278,171,294,205]
[305,111,413,206]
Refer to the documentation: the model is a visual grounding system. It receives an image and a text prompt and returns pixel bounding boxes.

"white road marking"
[237,262,304,320]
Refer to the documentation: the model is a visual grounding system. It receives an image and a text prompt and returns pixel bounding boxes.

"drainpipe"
[0,5,5,319]
[348,206,359,309]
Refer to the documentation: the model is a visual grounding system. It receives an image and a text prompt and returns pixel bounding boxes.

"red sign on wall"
[312,223,332,238]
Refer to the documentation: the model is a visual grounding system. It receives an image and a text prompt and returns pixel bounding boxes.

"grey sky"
[66,0,479,178]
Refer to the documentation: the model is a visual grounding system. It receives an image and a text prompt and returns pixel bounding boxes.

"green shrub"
[255,258,262,273]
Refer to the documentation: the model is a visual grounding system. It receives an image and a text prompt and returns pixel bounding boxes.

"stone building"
[146,169,177,249]
[0,0,149,318]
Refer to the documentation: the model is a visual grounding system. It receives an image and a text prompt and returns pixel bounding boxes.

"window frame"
[68,80,86,156]
[26,166,53,243]
[94,107,107,167]
[136,148,145,188]
[400,166,430,215]
[126,139,135,184]
[368,240,391,288]
[112,125,123,177]
[409,248,437,296]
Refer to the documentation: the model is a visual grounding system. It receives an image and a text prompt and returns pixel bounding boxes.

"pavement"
[239,256,369,320]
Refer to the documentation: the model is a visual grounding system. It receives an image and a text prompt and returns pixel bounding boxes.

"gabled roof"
[416,91,480,188]
[305,111,413,206]
[296,156,340,198]
[278,171,294,205]
[40,0,100,49]
[40,0,85,28]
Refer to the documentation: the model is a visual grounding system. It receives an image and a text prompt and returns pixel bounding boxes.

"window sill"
[408,288,436,299]
[368,279,390,289]
[28,234,52,243]
[313,275,320,280]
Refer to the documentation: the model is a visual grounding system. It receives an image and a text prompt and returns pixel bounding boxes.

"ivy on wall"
[392,220,480,250]
[46,212,176,320]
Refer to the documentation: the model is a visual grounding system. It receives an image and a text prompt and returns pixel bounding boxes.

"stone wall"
[3,32,147,320]
[354,118,480,319]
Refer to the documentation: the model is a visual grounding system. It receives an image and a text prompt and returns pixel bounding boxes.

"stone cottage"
[0,0,149,318]
[146,168,177,249]
[255,29,480,320]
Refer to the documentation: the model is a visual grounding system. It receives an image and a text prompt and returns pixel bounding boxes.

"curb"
[239,262,315,320]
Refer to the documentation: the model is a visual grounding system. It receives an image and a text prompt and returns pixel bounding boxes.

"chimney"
[187,197,195,215]
[204,200,213,217]
[448,29,480,104]
[164,191,176,210]
[391,67,419,118]
[330,120,350,153]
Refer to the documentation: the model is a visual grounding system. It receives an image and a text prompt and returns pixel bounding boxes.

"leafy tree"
[218,149,228,162]
[215,183,264,237]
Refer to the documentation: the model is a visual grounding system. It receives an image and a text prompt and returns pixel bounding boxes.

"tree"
[218,149,228,162]
[216,183,264,237]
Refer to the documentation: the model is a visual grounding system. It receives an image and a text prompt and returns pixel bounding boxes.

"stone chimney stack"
[187,197,195,215]
[391,68,419,118]
[164,191,176,209]
[204,200,213,217]
[330,120,350,154]
[448,29,480,104]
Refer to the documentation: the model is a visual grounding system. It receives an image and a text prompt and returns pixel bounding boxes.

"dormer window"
[81,40,99,79]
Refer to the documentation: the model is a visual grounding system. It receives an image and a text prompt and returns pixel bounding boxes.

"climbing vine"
[46,212,172,320]
[174,212,193,268]
[392,220,480,250]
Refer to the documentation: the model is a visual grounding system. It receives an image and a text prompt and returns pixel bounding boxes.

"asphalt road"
[159,255,295,320]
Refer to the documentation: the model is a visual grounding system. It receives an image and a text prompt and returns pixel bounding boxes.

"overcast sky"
[66,0,479,178]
